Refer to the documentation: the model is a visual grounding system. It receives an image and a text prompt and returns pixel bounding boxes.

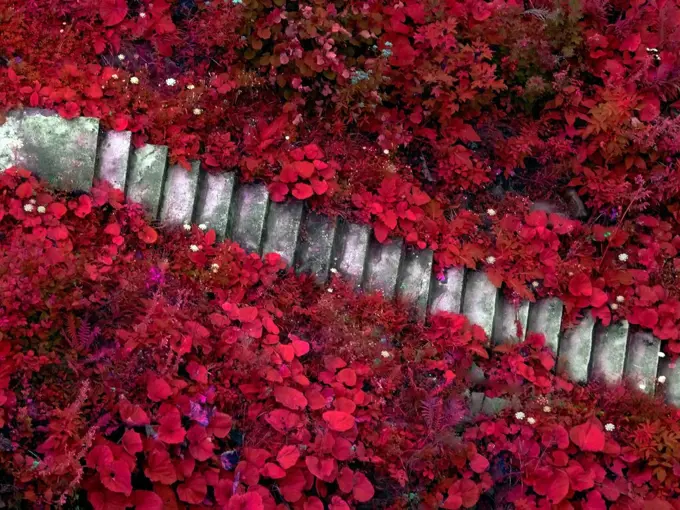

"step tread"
[159,162,200,225]
[429,267,465,316]
[95,130,132,191]
[228,183,269,254]
[194,171,236,239]
[590,321,629,385]
[624,332,660,394]
[462,271,498,337]
[262,200,304,265]
[557,312,595,383]
[126,144,168,218]
[331,221,371,287]
[296,211,337,282]
[397,248,433,319]
[363,237,404,299]
[527,298,563,354]
[492,298,529,345]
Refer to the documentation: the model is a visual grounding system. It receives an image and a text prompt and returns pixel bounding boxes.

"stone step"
[461,271,498,338]
[397,248,433,319]
[659,358,680,407]
[590,321,629,385]
[126,144,169,218]
[557,312,595,383]
[0,109,99,191]
[363,236,404,299]
[527,298,563,354]
[330,221,371,287]
[481,396,510,416]
[468,392,485,417]
[295,211,337,282]
[193,171,236,239]
[227,183,269,254]
[428,267,465,316]
[262,200,304,265]
[95,130,132,190]
[624,332,660,394]
[492,298,529,345]
[159,162,200,225]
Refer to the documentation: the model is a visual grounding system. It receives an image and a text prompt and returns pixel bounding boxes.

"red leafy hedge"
[2,168,680,508]
[3,0,680,352]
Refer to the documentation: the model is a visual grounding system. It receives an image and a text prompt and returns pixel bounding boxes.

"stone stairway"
[1,109,678,410]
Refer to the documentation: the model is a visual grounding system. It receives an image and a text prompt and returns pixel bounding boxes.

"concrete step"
[590,321,629,385]
[330,221,371,287]
[262,200,304,265]
[126,144,168,218]
[557,312,595,383]
[397,248,433,319]
[95,130,132,190]
[527,298,563,354]
[492,298,529,345]
[227,183,269,254]
[159,162,200,225]
[659,358,680,407]
[363,236,404,299]
[462,271,498,338]
[0,109,99,191]
[624,332,661,394]
[193,171,236,239]
[295,211,337,282]
[429,267,465,316]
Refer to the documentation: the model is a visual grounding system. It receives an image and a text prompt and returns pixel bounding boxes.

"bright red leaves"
[569,418,606,452]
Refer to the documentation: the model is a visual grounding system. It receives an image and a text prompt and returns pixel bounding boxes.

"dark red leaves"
[157,407,186,444]
[569,419,606,452]
[100,0,128,26]
[323,411,355,432]
[99,460,132,496]
[138,226,158,244]
[569,273,592,297]
[274,386,308,410]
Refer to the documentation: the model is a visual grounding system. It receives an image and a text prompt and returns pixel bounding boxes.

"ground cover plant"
[3,0,680,355]
[2,169,680,508]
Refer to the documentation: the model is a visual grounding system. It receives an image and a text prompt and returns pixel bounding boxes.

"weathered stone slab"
[462,271,498,338]
[624,332,660,395]
[469,392,485,417]
[397,248,433,319]
[492,298,529,345]
[557,312,595,383]
[0,109,99,190]
[363,236,404,299]
[227,183,269,254]
[590,321,629,385]
[262,200,304,265]
[296,211,337,282]
[95,130,131,190]
[126,144,168,218]
[527,298,563,354]
[429,267,465,316]
[159,161,200,225]
[194,171,235,239]
[330,221,371,287]
[481,396,509,416]
[659,358,680,407]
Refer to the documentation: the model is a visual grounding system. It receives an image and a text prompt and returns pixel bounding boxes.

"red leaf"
[292,182,313,200]
[619,33,641,52]
[122,429,143,455]
[144,448,177,484]
[48,202,68,218]
[100,0,128,26]
[336,368,357,387]
[147,377,172,402]
[99,460,132,496]
[469,453,489,474]
[277,445,300,470]
[15,182,33,198]
[177,473,207,504]
[569,273,592,297]
[293,161,316,179]
[323,411,355,432]
[187,424,215,461]
[569,418,605,452]
[157,407,186,444]
[263,462,287,479]
[133,491,163,510]
[274,386,308,410]
[138,226,158,244]
[265,409,302,433]
[208,411,233,438]
[352,472,375,502]
[305,455,338,482]
[119,401,150,426]
[546,469,570,503]
[290,335,310,356]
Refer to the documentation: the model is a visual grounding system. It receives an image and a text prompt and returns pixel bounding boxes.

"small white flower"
[130,77,139,84]
[527,417,536,425]
[568,271,574,276]
[198,223,207,231]
[486,256,496,265]
[618,253,629,262]
[543,406,551,413]
[183,223,191,231]
[186,84,195,90]
[532,281,540,288]
[111,74,119,80]
[658,375,667,384]
[190,244,200,252]
[381,350,390,358]
[117,54,125,61]
[30,199,36,204]
[659,351,666,358]
[193,108,203,116]
[211,263,220,273]
[383,149,390,155]
[486,208,496,216]
[605,423,616,432]
[37,205,46,214]
[515,411,525,421]
[23,204,34,212]
[139,12,146,18]
[327,288,333,293]
[330,268,338,274]
[638,382,646,391]
[611,303,618,310]
[166,78,177,86]
[60,29,64,33]
[616,295,625,303]
[285,135,290,140]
